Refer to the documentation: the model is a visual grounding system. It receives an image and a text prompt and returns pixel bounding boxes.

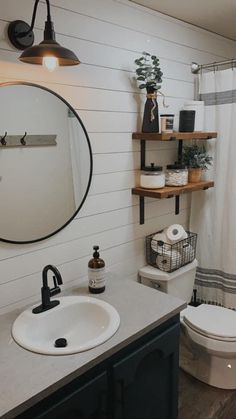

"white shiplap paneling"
[0,0,235,312]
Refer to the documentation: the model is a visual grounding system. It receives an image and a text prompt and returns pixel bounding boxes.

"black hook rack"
[20,132,27,146]
[0,134,57,148]
[0,132,7,146]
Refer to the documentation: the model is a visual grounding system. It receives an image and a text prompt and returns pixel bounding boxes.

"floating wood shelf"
[132,130,217,224]
[132,131,217,141]
[132,181,214,199]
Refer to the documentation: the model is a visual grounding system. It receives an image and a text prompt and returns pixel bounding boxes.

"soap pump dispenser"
[88,245,106,294]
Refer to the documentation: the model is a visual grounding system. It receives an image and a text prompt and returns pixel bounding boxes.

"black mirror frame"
[0,81,93,245]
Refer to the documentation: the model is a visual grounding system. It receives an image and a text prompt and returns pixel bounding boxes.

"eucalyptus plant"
[183,144,213,169]
[134,52,163,93]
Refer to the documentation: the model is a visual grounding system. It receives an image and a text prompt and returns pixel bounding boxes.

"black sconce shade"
[19,41,80,66]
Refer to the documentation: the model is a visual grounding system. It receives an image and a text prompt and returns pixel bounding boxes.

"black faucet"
[32,265,63,314]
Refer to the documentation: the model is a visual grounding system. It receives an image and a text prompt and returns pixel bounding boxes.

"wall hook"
[0,132,7,146]
[20,132,27,146]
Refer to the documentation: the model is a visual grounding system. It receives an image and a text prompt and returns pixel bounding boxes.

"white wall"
[0,0,235,313]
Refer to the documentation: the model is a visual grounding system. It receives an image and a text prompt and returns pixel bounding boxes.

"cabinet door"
[21,372,108,419]
[112,323,179,419]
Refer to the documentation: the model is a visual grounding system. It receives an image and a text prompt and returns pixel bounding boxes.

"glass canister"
[165,164,188,186]
[140,163,165,189]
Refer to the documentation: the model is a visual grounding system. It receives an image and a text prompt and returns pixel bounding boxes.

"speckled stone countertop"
[0,277,186,418]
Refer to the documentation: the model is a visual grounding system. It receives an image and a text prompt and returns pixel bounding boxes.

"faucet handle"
[50,275,62,297]
[53,274,63,287]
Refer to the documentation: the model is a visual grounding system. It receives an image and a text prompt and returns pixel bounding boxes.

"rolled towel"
[156,249,181,272]
[164,224,187,244]
[151,232,168,253]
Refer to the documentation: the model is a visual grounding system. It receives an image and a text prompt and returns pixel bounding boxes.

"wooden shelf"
[132,181,214,199]
[132,130,217,223]
[132,131,217,141]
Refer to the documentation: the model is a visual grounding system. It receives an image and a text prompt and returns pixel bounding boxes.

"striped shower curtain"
[190,68,236,309]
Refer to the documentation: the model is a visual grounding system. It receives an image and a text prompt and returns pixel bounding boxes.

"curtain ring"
[20,132,27,146]
[0,132,7,146]
[213,62,217,73]
[231,59,235,70]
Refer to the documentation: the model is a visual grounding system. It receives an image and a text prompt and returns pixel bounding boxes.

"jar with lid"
[140,163,165,189]
[165,164,188,186]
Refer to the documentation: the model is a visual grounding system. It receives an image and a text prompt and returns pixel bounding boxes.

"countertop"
[0,277,186,418]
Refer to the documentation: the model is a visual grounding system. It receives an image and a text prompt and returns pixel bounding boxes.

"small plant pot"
[188,168,202,183]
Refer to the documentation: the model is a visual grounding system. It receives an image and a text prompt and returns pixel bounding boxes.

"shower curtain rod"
[191,59,236,74]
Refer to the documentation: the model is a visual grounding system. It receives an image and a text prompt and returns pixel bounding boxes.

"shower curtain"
[190,68,236,309]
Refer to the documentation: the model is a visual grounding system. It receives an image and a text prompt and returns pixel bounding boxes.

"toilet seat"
[183,304,236,341]
[181,304,236,356]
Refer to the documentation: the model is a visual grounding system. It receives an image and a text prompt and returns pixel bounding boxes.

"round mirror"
[0,82,93,244]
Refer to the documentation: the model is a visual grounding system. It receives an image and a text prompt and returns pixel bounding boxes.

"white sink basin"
[12,296,120,355]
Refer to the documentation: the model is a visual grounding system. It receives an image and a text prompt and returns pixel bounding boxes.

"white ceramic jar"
[165,164,188,186]
[140,163,165,189]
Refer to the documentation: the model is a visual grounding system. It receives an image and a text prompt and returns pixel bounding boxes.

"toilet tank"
[139,259,198,303]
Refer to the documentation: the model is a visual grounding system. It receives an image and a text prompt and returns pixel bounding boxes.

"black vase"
[142,88,159,133]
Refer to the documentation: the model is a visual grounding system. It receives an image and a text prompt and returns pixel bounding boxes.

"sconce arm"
[18,0,52,37]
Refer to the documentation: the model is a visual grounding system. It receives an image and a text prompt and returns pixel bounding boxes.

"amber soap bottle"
[88,246,106,294]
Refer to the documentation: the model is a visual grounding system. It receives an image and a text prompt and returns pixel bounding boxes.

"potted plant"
[182,144,213,183]
[135,52,163,133]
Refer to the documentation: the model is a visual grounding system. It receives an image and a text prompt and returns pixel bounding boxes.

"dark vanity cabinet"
[112,323,179,419]
[32,373,108,419]
[16,316,180,419]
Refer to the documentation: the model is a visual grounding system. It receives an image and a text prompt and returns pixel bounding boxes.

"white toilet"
[139,260,236,389]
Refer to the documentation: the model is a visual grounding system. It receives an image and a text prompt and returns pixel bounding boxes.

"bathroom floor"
[178,370,236,419]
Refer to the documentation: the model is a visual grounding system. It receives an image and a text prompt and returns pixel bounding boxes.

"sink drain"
[54,338,68,348]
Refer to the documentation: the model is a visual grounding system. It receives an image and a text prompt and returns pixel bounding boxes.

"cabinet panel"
[112,323,179,419]
[18,372,108,419]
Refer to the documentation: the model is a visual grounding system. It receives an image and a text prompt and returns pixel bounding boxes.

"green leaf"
[139,84,147,89]
[136,68,144,74]
[137,76,145,80]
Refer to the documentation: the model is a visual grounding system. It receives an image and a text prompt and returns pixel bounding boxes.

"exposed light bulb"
[43,56,59,72]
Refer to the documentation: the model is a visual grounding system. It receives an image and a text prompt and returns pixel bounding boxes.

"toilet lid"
[183,304,236,341]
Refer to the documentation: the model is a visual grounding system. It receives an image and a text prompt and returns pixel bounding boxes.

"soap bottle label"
[88,267,106,289]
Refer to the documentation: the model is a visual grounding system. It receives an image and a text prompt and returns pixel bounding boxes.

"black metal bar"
[140,140,146,170]
[175,196,180,214]
[178,140,183,163]
[140,196,144,224]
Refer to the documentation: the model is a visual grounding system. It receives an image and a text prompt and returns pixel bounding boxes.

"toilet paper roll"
[156,249,181,272]
[164,224,187,244]
[151,232,168,253]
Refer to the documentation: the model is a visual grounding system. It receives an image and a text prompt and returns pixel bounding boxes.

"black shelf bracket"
[178,140,183,163]
[140,140,146,170]
[175,196,180,215]
[140,196,145,225]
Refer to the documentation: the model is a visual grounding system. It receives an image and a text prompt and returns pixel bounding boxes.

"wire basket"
[146,230,197,273]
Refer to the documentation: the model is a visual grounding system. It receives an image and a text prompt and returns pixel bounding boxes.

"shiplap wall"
[0,0,235,313]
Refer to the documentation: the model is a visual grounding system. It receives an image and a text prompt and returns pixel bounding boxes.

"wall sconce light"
[7,0,80,72]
